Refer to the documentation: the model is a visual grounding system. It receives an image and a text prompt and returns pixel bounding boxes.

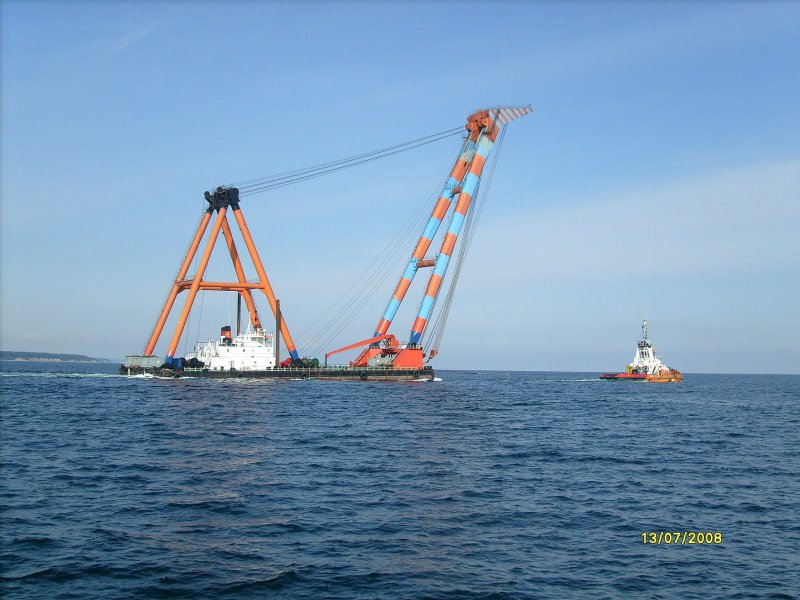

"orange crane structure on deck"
[143,187,299,367]
[327,106,532,369]
[131,106,532,376]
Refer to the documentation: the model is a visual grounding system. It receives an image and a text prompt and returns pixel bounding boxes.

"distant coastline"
[0,351,110,363]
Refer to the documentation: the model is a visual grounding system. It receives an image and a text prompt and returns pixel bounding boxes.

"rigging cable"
[180,218,207,357]
[300,136,469,359]
[301,167,449,358]
[305,137,470,358]
[173,125,463,358]
[233,127,463,197]
[145,208,208,353]
[190,290,205,356]
[424,125,507,359]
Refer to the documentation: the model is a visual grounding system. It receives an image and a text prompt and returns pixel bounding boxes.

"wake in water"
[0,371,123,379]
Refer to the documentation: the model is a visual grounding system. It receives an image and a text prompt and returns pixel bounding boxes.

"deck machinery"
[123,106,531,380]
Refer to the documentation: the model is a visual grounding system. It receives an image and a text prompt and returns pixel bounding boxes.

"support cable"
[424,126,507,359]
[300,140,465,359]
[180,221,207,357]
[235,128,462,197]
[188,290,205,356]
[301,192,435,358]
[177,125,470,359]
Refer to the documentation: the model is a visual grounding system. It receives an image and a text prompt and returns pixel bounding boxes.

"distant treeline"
[0,351,110,363]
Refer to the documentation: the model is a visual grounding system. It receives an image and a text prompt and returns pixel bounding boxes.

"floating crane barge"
[122,107,532,380]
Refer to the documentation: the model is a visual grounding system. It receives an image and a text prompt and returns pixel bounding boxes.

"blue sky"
[2,1,798,373]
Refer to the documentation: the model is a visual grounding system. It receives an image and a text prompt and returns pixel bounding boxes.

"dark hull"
[120,364,434,381]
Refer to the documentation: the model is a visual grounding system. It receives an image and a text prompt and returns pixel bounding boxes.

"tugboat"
[600,320,683,382]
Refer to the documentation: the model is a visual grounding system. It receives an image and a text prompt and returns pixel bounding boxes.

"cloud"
[471,157,800,289]
[106,20,165,54]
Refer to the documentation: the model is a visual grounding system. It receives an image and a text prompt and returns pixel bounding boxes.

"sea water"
[1,362,799,598]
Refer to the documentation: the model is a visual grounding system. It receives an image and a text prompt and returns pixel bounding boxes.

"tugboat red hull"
[599,373,647,380]
[599,370,683,382]
[599,320,682,383]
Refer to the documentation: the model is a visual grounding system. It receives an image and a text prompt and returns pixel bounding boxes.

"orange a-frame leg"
[142,186,300,364]
[165,206,229,361]
[231,204,299,360]
[143,209,213,356]
[220,217,262,330]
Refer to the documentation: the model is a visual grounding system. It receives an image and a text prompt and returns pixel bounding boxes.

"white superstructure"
[628,320,672,375]
[185,326,275,371]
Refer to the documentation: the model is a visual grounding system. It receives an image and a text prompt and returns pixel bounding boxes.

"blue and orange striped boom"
[343,106,532,368]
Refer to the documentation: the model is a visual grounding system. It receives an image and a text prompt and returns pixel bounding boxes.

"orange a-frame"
[143,187,300,366]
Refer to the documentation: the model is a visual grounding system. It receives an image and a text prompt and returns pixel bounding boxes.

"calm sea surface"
[1,362,799,599]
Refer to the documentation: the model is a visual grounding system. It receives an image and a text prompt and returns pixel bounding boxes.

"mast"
[236,293,242,336]
[275,298,281,366]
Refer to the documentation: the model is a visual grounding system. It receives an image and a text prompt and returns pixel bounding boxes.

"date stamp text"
[641,531,722,544]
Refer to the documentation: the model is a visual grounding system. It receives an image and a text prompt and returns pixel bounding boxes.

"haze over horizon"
[2,1,798,374]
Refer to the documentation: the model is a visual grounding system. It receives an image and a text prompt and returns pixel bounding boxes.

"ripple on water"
[1,365,799,598]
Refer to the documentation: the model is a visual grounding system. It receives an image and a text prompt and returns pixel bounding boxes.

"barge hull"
[121,365,434,381]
